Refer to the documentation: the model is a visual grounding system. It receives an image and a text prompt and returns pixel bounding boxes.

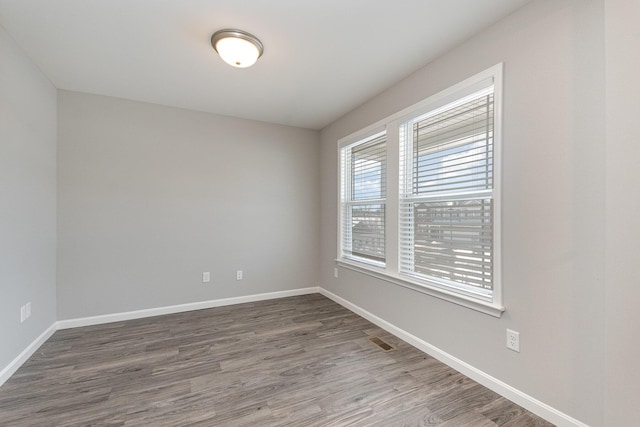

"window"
[340,131,386,266]
[337,64,503,316]
[399,88,495,301]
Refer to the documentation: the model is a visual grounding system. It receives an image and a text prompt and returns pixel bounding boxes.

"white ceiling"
[0,0,530,130]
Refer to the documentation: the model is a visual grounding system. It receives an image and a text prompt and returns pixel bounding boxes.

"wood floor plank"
[0,294,554,426]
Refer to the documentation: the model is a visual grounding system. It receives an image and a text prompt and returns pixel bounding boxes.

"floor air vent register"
[369,337,395,352]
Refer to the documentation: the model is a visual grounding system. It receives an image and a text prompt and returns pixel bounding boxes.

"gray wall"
[320,1,605,425]
[0,26,57,370]
[604,0,640,424]
[57,91,319,319]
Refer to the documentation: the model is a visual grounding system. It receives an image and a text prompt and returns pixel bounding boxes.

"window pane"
[341,132,387,265]
[412,199,492,289]
[349,204,385,263]
[413,94,493,195]
[352,135,386,200]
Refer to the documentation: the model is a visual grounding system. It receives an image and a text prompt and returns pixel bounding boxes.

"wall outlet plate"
[334,267,339,278]
[236,270,243,280]
[202,272,210,283]
[506,329,520,352]
[25,302,31,318]
[20,305,26,323]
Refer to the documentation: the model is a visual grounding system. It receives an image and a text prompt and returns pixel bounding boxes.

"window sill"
[335,258,505,318]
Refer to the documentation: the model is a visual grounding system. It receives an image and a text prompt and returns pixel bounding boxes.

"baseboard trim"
[318,287,588,427]
[0,323,57,387]
[56,287,320,330]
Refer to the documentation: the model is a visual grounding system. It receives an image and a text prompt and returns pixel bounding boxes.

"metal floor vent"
[370,337,395,352]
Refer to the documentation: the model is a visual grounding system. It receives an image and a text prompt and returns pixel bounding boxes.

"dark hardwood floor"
[0,294,554,426]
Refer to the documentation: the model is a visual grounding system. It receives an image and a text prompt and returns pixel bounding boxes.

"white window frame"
[336,64,504,317]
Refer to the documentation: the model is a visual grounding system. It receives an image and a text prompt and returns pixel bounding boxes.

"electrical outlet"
[334,267,339,278]
[506,329,520,352]
[202,272,210,283]
[236,270,243,280]
[20,305,26,323]
[25,302,31,318]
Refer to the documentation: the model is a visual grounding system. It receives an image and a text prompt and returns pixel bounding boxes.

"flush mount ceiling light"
[211,29,264,68]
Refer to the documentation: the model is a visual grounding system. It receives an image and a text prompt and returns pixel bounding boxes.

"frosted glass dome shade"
[211,29,264,68]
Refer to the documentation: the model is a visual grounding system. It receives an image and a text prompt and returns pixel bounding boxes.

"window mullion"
[341,148,352,256]
[385,121,399,274]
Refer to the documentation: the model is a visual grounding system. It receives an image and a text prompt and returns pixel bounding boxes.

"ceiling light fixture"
[211,29,264,68]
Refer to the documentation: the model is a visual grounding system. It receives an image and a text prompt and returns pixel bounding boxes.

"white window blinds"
[399,88,495,299]
[340,132,386,265]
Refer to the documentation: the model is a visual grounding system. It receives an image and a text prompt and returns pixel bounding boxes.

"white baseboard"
[0,323,57,387]
[318,287,588,427]
[57,287,320,329]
